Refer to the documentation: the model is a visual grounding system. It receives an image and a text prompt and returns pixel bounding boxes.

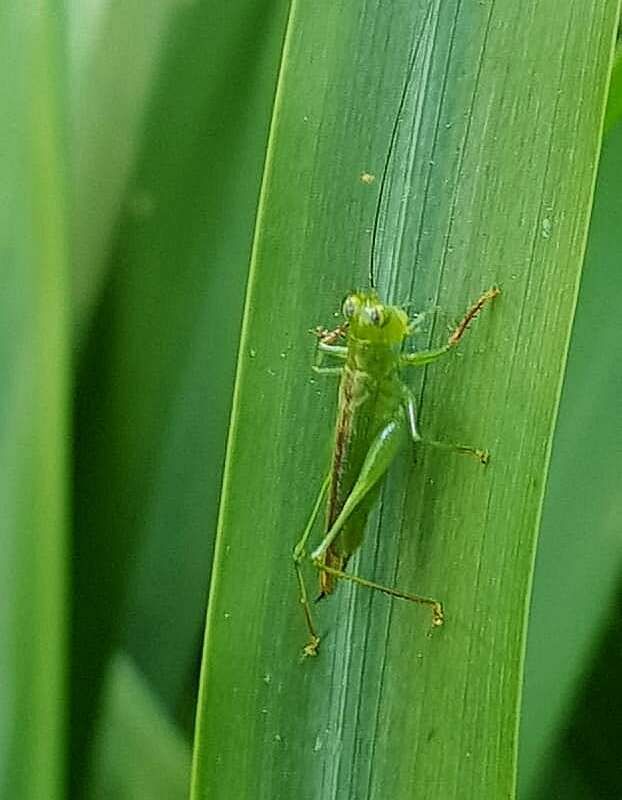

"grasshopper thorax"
[342,290,409,345]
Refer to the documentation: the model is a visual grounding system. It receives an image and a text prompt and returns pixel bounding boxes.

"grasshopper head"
[342,290,409,344]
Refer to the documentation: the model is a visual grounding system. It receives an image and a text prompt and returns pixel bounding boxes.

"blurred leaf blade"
[70,0,291,792]
[119,0,292,712]
[520,99,622,800]
[603,43,622,134]
[69,0,179,336]
[0,5,69,799]
[88,652,191,800]
[191,2,619,800]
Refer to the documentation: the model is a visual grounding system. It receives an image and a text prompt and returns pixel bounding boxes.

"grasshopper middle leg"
[402,386,490,463]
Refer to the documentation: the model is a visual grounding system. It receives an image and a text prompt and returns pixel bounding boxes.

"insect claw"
[477,449,490,465]
[302,636,321,659]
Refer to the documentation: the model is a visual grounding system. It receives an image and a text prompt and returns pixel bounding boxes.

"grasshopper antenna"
[368,18,431,290]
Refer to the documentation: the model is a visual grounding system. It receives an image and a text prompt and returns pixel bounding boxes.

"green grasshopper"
[292,25,499,657]
[293,286,499,657]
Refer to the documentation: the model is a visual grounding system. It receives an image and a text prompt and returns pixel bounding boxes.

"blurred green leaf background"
[1,1,620,799]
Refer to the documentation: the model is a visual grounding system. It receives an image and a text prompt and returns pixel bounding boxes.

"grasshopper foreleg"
[318,342,347,358]
[311,323,348,346]
[312,342,346,377]
[312,365,343,376]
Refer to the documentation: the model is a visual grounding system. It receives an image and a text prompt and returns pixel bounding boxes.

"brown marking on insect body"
[319,368,355,595]
[448,286,500,347]
[318,549,346,597]
[328,371,354,526]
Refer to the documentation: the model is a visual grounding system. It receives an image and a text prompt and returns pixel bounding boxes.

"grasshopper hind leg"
[309,414,444,634]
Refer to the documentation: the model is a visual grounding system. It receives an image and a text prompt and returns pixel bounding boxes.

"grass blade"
[69,0,177,336]
[88,653,191,800]
[603,44,622,134]
[0,6,68,798]
[190,1,619,798]
[519,111,622,799]
[70,1,291,791]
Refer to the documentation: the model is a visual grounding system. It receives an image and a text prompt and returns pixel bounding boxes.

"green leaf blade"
[69,0,291,790]
[0,6,69,799]
[191,2,619,799]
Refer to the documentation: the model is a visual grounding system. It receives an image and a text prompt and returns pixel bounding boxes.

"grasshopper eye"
[342,295,359,319]
[369,306,385,326]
